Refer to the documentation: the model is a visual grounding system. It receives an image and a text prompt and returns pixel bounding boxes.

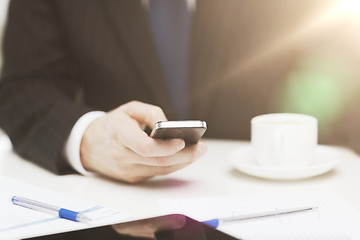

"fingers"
[131,141,207,167]
[119,123,186,157]
[113,141,207,168]
[108,142,207,183]
[113,110,186,157]
[120,100,167,129]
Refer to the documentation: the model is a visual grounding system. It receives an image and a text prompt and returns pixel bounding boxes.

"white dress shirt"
[64,0,197,175]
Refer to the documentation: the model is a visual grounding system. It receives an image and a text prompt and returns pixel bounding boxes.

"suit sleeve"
[0,0,93,174]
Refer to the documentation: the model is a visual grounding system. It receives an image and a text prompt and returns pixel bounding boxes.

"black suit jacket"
[1,0,348,174]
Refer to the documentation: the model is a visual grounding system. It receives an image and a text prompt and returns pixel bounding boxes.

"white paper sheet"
[159,193,360,240]
[0,176,131,239]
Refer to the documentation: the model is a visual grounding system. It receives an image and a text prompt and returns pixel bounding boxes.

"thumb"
[119,101,168,129]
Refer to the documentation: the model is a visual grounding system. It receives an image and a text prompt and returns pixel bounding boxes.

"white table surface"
[1,131,360,219]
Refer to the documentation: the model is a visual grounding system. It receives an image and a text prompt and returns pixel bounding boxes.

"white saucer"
[228,145,341,180]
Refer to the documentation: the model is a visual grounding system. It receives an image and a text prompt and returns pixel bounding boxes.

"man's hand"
[80,101,207,183]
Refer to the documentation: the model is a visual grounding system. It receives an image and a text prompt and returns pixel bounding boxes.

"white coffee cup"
[251,113,318,168]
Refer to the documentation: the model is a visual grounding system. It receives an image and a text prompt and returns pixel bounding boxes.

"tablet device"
[23,214,239,240]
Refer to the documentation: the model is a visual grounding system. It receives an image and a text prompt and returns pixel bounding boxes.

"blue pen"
[12,196,91,223]
[202,206,318,228]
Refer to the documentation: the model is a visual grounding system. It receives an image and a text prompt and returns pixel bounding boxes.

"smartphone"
[150,120,207,145]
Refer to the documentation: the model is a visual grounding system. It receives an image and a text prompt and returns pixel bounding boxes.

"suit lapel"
[102,0,176,118]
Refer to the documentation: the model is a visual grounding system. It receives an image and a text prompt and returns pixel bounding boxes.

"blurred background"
[268,0,360,148]
[0,0,360,150]
[184,0,360,150]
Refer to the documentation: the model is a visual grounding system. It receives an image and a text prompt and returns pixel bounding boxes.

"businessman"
[1,0,352,182]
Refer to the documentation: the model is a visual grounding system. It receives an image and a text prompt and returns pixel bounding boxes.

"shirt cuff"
[64,111,106,176]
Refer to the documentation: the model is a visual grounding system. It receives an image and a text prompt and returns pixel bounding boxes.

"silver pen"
[202,206,318,228]
[12,196,91,223]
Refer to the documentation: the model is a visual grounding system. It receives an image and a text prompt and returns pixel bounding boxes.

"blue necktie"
[148,0,191,119]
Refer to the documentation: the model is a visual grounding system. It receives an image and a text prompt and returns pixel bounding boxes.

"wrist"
[79,116,103,172]
[64,111,105,175]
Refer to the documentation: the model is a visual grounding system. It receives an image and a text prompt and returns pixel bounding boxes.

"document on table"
[0,176,131,239]
[159,193,360,240]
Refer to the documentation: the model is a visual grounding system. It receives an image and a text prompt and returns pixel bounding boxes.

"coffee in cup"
[251,113,318,168]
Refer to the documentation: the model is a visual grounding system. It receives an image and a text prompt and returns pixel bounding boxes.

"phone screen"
[24,214,239,240]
